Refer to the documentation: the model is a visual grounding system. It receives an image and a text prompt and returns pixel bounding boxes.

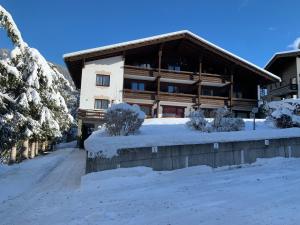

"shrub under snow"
[268,99,300,128]
[186,107,245,133]
[104,103,145,136]
[212,107,245,132]
[186,110,209,132]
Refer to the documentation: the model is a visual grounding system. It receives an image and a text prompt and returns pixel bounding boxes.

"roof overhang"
[64,30,281,89]
[265,49,300,70]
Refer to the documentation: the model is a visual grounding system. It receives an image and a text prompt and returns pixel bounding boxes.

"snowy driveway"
[0,148,86,225]
[1,149,300,225]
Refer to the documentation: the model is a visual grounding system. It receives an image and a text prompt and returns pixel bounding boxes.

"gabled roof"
[265,49,300,70]
[64,30,281,88]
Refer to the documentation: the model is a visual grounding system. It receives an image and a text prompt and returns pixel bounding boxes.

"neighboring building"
[63,30,280,137]
[265,50,300,101]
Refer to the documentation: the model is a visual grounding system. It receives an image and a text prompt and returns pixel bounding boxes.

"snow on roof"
[63,30,281,82]
[265,49,300,68]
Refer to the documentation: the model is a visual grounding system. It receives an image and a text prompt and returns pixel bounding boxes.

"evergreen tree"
[0,5,74,162]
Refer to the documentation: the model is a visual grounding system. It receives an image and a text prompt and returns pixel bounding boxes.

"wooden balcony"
[199,96,230,108]
[269,83,298,97]
[155,69,197,81]
[78,109,105,121]
[124,65,155,78]
[124,65,230,85]
[201,73,230,86]
[123,89,156,100]
[158,92,196,103]
[232,98,257,111]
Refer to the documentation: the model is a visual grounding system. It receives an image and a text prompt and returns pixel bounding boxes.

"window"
[131,82,145,91]
[96,74,110,86]
[202,87,213,96]
[168,64,180,71]
[291,77,297,84]
[94,99,109,109]
[167,85,179,93]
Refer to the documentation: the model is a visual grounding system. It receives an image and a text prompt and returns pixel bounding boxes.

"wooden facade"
[64,30,280,122]
[265,50,300,100]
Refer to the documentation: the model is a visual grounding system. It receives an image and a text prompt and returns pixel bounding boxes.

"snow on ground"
[0,148,74,202]
[85,118,300,158]
[1,148,300,225]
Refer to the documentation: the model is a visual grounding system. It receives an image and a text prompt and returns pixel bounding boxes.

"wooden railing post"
[230,67,234,110]
[156,44,163,118]
[197,56,203,108]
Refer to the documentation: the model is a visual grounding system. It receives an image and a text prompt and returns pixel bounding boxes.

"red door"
[163,106,184,118]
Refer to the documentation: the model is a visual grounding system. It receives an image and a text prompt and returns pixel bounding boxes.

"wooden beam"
[230,68,234,109]
[197,56,203,108]
[156,44,163,118]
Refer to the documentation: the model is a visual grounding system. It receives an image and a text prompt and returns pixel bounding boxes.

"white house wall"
[79,56,124,109]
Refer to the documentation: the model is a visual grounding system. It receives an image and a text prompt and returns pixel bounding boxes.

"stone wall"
[86,137,300,173]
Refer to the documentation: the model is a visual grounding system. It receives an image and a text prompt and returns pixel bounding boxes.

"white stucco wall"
[79,56,124,109]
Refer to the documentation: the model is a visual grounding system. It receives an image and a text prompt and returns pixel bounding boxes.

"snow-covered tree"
[0,5,74,162]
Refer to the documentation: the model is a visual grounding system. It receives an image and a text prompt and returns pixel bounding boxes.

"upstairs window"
[96,74,110,86]
[167,85,179,93]
[131,82,145,91]
[291,77,297,84]
[168,64,180,71]
[94,99,109,109]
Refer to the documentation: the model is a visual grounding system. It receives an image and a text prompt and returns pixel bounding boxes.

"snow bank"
[84,118,299,158]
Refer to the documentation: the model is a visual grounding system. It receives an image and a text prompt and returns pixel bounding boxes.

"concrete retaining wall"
[86,137,300,173]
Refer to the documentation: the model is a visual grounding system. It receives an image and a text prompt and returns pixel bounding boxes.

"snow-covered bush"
[274,114,293,128]
[268,99,300,128]
[104,103,145,136]
[186,110,209,132]
[212,107,245,132]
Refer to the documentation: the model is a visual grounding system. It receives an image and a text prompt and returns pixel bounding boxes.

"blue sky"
[1,0,299,67]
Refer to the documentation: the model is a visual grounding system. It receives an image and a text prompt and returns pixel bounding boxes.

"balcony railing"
[158,92,196,103]
[124,65,230,84]
[199,96,230,108]
[232,98,257,111]
[78,109,105,120]
[123,89,156,100]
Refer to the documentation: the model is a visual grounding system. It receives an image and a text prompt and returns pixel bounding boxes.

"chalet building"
[265,50,300,100]
[63,30,280,137]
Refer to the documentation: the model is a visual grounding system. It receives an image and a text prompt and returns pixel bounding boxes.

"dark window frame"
[131,81,145,91]
[94,99,109,109]
[96,74,110,87]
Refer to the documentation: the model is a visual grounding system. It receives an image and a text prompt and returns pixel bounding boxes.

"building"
[265,50,300,100]
[63,30,280,138]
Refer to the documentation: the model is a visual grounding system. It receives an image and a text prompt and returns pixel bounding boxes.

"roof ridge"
[63,30,281,82]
